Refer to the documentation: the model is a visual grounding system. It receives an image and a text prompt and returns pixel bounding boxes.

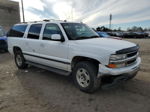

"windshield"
[61,23,99,40]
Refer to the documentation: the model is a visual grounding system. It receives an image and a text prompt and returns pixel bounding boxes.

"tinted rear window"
[7,25,27,37]
[27,24,42,39]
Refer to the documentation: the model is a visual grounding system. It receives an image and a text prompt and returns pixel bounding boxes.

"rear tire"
[72,61,101,93]
[14,50,28,69]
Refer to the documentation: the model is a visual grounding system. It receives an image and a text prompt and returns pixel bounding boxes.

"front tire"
[15,50,28,69]
[73,61,101,93]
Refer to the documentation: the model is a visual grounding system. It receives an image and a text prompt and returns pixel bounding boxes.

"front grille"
[127,51,138,58]
[125,50,138,66]
[126,58,136,66]
[111,46,139,68]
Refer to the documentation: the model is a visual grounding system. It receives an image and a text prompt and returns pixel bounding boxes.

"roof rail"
[18,20,43,24]
[18,19,67,24]
[43,19,67,22]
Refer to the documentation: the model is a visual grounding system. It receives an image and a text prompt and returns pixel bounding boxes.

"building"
[0,0,20,31]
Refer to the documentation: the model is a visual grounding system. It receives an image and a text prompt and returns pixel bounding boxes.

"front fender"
[69,51,110,65]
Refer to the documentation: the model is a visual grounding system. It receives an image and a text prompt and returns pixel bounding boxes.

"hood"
[74,38,136,52]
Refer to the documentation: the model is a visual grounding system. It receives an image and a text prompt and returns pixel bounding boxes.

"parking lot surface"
[0,39,150,112]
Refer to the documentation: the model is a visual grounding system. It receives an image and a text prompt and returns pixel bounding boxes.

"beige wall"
[0,0,20,31]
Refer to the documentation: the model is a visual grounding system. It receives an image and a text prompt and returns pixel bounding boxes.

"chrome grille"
[125,50,138,66]
[110,50,139,67]
[127,51,138,58]
[126,58,137,66]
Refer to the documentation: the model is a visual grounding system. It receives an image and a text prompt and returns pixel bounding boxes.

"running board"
[26,61,71,76]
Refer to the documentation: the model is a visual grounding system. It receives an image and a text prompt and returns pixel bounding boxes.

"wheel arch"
[71,56,100,71]
[13,46,22,55]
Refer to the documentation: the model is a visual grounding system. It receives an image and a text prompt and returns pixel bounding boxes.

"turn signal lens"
[108,64,116,68]
[108,63,126,68]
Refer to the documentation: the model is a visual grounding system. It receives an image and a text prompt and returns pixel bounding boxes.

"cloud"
[27,0,59,20]
[10,0,150,28]
[75,0,150,27]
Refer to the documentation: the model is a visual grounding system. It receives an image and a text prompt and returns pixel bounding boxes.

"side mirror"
[51,34,64,42]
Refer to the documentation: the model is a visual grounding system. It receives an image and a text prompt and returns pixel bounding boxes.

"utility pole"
[109,14,112,30]
[21,0,25,22]
[71,5,73,21]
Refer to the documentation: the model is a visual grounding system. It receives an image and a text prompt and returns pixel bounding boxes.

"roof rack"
[18,19,67,24]
[43,19,67,22]
[18,21,39,24]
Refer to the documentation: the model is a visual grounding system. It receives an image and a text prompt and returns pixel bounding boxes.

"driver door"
[38,23,69,71]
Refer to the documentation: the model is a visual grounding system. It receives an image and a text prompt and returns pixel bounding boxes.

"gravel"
[0,39,150,112]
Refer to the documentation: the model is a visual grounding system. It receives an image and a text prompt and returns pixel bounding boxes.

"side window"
[43,23,63,40]
[27,24,42,39]
[7,25,27,37]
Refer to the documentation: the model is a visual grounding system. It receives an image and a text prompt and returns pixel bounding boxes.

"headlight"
[110,54,126,61]
[108,54,127,68]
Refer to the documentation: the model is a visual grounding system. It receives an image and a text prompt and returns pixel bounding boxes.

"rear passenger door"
[38,23,69,71]
[7,24,28,54]
[23,24,42,63]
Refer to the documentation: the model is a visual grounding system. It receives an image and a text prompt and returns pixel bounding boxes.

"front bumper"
[98,57,141,78]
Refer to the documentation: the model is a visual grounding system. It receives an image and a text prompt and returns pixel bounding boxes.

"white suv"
[7,20,141,93]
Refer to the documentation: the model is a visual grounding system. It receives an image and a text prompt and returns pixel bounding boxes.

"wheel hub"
[76,68,90,88]
[16,55,22,66]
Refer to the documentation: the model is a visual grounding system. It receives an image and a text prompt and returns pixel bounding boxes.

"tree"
[118,27,121,31]
[137,27,144,32]
[96,26,111,32]
[127,27,131,32]
[127,26,144,32]
[92,28,96,31]
[96,27,101,31]
[144,28,148,31]
[113,29,117,32]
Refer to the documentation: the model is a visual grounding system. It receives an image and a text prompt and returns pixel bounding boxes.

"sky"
[11,0,150,30]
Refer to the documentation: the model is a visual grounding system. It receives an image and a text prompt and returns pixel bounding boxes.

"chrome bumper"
[98,57,141,78]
